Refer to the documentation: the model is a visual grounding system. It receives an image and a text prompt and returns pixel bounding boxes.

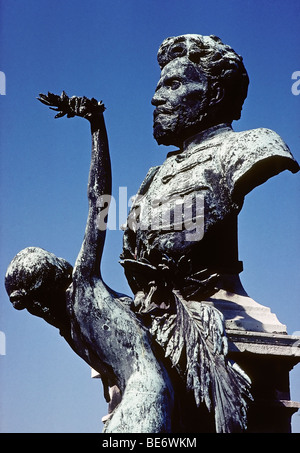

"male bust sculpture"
[122,34,299,301]
[5,34,299,433]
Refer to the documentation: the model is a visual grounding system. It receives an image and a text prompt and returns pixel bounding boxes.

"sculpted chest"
[122,126,298,268]
[129,136,235,244]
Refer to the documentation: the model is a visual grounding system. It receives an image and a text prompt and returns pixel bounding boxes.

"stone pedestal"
[209,284,300,432]
[227,330,300,433]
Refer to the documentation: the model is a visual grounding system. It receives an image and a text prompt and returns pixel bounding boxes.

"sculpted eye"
[166,78,182,90]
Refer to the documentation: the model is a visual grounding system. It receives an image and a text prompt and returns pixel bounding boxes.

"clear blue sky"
[0,0,299,433]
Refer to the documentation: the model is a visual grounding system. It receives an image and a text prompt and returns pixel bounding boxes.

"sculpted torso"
[123,124,298,295]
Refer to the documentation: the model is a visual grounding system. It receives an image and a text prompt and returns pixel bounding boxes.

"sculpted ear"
[209,82,224,108]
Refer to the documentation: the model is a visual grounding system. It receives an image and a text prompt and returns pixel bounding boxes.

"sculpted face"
[151,58,211,147]
[5,247,72,328]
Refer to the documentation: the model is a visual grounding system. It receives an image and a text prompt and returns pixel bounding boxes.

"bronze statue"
[5,34,299,433]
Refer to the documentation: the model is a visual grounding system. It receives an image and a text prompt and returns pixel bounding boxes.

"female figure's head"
[5,247,73,329]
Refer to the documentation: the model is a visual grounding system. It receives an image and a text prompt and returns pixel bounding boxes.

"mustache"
[153,106,179,118]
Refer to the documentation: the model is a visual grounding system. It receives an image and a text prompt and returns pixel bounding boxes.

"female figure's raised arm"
[38,92,111,280]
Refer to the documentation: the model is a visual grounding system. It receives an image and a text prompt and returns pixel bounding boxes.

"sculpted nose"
[9,289,28,310]
[151,89,165,107]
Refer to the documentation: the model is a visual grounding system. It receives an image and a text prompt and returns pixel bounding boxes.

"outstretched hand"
[37,91,105,120]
